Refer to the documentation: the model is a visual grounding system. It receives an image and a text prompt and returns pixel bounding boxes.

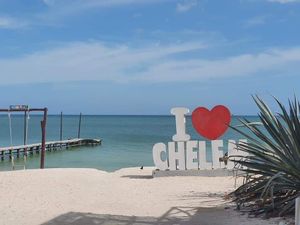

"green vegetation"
[230,96,300,217]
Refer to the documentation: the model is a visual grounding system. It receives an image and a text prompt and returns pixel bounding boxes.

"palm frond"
[230,95,300,216]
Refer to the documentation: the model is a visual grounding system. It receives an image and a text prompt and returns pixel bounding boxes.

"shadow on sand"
[121,175,153,179]
[41,206,237,225]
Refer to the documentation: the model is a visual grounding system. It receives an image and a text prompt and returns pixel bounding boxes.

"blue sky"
[0,0,300,115]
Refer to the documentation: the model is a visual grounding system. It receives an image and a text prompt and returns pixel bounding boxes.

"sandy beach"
[0,167,284,225]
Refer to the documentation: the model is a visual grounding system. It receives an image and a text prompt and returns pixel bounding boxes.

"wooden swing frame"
[0,107,48,169]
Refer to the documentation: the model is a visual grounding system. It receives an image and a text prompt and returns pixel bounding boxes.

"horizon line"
[0,114,259,117]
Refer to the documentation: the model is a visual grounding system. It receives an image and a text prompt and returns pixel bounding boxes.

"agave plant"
[230,96,300,217]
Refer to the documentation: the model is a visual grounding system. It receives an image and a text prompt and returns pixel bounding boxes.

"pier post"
[24,110,28,156]
[60,111,63,149]
[78,113,82,139]
[23,110,28,145]
[40,108,48,169]
[60,112,63,141]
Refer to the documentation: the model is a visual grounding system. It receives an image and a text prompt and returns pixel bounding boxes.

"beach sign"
[152,106,247,171]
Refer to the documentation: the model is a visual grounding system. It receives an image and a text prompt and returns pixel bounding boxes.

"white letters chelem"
[152,107,247,171]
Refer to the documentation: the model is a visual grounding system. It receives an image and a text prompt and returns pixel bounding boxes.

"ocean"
[0,115,259,171]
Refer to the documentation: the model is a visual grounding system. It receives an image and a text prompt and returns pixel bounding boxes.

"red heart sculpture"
[192,105,231,140]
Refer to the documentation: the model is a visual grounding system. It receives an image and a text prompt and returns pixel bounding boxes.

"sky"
[0,0,300,115]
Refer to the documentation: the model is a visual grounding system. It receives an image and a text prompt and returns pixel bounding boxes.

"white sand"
[0,167,283,225]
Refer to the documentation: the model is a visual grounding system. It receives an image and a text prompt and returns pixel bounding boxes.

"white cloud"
[244,16,267,27]
[267,0,300,3]
[42,0,55,6]
[176,0,198,13]
[0,41,206,84]
[135,48,300,82]
[0,41,300,85]
[42,0,168,10]
[0,16,28,29]
[38,0,170,22]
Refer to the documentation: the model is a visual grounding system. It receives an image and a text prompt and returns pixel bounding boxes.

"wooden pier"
[0,138,101,160]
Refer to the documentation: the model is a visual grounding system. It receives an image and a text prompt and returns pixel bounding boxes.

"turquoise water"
[0,115,258,171]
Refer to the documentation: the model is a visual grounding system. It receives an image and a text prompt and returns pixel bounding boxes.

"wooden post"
[23,110,27,145]
[296,197,300,225]
[78,113,82,139]
[60,111,63,149]
[24,110,28,156]
[60,111,63,141]
[40,108,48,169]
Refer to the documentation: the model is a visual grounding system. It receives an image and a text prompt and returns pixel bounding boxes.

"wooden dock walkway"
[0,138,101,160]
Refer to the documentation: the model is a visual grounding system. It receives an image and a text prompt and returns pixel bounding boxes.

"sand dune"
[0,167,282,225]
